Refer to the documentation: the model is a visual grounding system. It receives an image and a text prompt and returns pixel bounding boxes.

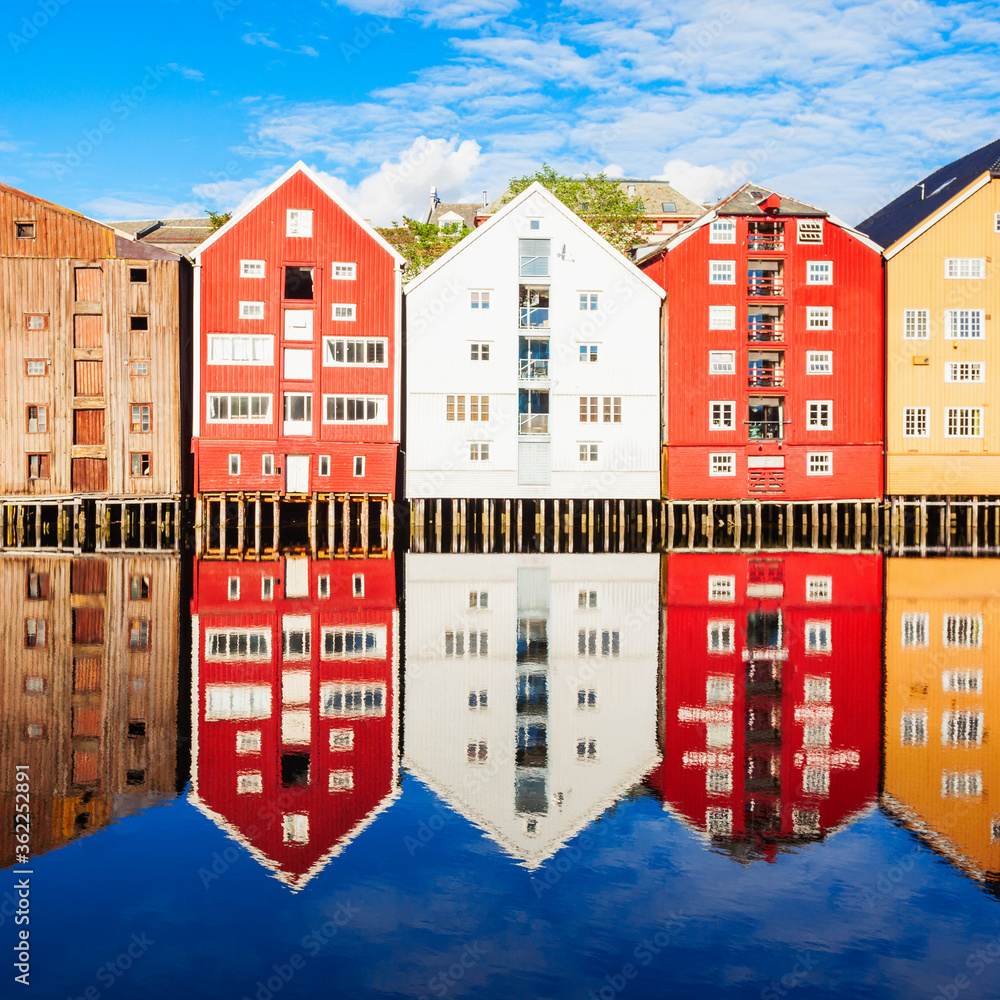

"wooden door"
[74,409,105,445]
[74,361,104,397]
[71,458,107,493]
[286,456,309,494]
[73,314,103,347]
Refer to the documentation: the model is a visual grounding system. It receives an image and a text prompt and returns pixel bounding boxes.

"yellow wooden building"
[860,139,1000,496]
[882,558,1000,887]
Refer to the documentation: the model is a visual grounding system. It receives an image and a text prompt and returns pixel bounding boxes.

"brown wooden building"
[0,182,190,533]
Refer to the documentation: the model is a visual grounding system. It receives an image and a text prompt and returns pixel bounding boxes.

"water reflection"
[0,555,181,867]
[189,556,399,889]
[650,553,883,860]
[404,553,662,868]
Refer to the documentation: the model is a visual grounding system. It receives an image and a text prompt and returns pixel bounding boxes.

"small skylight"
[929,176,957,197]
[662,202,676,212]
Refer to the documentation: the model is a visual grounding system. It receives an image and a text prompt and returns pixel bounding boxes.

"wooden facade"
[0,182,189,509]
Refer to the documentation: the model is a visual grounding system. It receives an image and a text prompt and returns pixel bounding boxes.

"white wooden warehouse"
[404,182,665,500]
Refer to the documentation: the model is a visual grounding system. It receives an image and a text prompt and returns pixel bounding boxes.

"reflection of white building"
[404,553,661,868]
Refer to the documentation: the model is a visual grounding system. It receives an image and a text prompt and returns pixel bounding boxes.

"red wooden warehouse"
[638,184,884,502]
[191,161,403,530]
[648,552,882,859]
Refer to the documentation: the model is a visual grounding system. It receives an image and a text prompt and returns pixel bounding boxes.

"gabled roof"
[856,137,1000,253]
[404,181,665,299]
[109,218,212,259]
[484,178,703,219]
[430,203,479,228]
[191,161,404,265]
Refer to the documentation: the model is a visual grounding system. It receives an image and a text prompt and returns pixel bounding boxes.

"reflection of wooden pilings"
[618,499,625,553]
[553,499,560,553]
[516,500,523,553]
[567,500,574,553]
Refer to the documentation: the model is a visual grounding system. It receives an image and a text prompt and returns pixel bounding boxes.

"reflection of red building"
[190,556,398,889]
[649,553,881,861]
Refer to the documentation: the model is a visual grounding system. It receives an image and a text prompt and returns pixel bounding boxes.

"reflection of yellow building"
[883,559,1000,886]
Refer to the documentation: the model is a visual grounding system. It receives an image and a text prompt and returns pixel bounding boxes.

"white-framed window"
[710,351,735,374]
[709,260,735,283]
[577,688,597,710]
[793,809,820,837]
[227,576,240,600]
[709,452,736,477]
[945,407,983,437]
[944,614,983,648]
[321,626,386,659]
[804,676,831,702]
[328,770,354,792]
[240,260,265,278]
[710,401,735,430]
[262,454,275,477]
[236,730,261,754]
[579,344,598,363]
[579,443,599,462]
[351,455,363,476]
[803,723,831,747]
[286,209,313,237]
[316,455,329,476]
[706,675,734,703]
[710,219,736,243]
[322,337,387,366]
[944,258,985,279]
[797,219,823,243]
[332,261,356,279]
[352,574,365,598]
[709,305,736,329]
[707,621,736,653]
[942,711,984,745]
[321,682,386,718]
[205,629,271,661]
[943,669,983,693]
[945,362,984,382]
[807,452,832,476]
[995,212,1000,234]
[282,392,312,432]
[208,334,273,365]
[283,348,312,380]
[942,771,983,797]
[206,394,272,423]
[575,738,598,762]
[239,301,264,320]
[228,454,241,476]
[903,407,929,437]
[470,442,490,461]
[807,307,832,330]
[471,343,491,361]
[579,292,599,311]
[805,620,832,653]
[315,575,330,601]
[331,303,356,321]
[284,309,313,340]
[261,577,274,600]
[803,768,830,796]
[707,770,733,794]
[322,395,388,424]
[901,612,929,647]
[904,309,929,339]
[330,729,354,750]
[944,309,984,339]
[445,630,488,658]
[807,351,832,374]
[807,401,831,429]
[900,712,927,746]
[578,590,598,609]
[469,689,489,710]
[807,261,832,284]
[282,813,309,844]
[806,576,831,602]
[237,773,263,794]
[709,575,735,603]
[706,808,732,836]
[470,590,489,609]
[470,290,490,309]
[466,741,489,764]
[446,395,489,421]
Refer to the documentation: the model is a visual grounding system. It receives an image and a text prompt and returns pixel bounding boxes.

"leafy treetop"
[376,217,469,278]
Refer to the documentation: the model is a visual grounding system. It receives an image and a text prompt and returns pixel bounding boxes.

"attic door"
[74,410,105,445]
[75,362,104,397]
[518,442,551,486]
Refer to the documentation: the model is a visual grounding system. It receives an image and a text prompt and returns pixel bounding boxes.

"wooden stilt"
[945,496,952,555]
[604,500,611,552]
[734,502,742,550]
[237,494,246,559]
[273,498,280,555]
[618,499,625,553]
[831,502,839,551]
[588,499,595,553]
[785,502,793,549]
[667,502,675,550]
[539,499,546,553]
[707,502,715,550]
[660,501,666,551]
[854,500,862,551]
[972,497,979,556]
[754,500,762,550]
[503,499,511,553]
[361,497,370,556]
[646,499,653,553]
[72,501,80,551]
[686,502,695,549]
[34,503,41,549]
[811,502,819,549]
[567,500,573,553]
[553,499,560,553]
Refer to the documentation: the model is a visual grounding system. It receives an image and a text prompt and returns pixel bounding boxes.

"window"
[803,768,830,796]
[807,351,832,374]
[904,407,929,437]
[805,620,832,653]
[578,590,598,609]
[468,689,489,711]
[943,670,983,693]
[327,770,354,792]
[710,260,735,283]
[25,618,46,647]
[807,452,832,475]
[470,443,490,461]
[470,343,490,361]
[236,773,263,795]
[709,453,735,477]
[807,261,832,284]
[446,395,489,422]
[130,453,151,477]
[332,261,356,279]
[942,711,983,745]
[283,813,309,844]
[602,396,621,422]
[131,361,149,376]
[467,741,489,764]
[207,394,272,422]
[469,590,489,609]
[129,574,150,600]
[807,401,831,429]
[319,683,386,719]
[804,676,831,702]
[709,575,735,602]
[577,688,598,709]
[706,808,732,837]
[576,629,620,657]
[946,407,983,437]
[901,712,927,746]
[710,401,735,430]
[944,310,984,339]
[26,572,49,600]
[261,577,274,600]
[323,337,387,366]
[710,351,735,374]
[946,362,984,382]
[579,344,598,362]
[26,359,48,376]
[26,454,50,480]
[445,629,489,657]
[470,290,490,309]
[904,309,929,339]
[321,626,386,659]
[352,574,364,597]
[519,239,550,277]
[576,738,598,762]
[901,612,929,647]
[529,219,540,230]
[24,676,46,695]
[208,335,274,365]
[806,576,831,602]
[240,260,265,278]
[944,614,983,648]
[322,395,387,423]
[205,629,271,661]
[797,219,823,243]
[286,209,313,236]
[710,219,736,243]
[26,405,47,433]
[707,770,733,795]
[331,303,356,321]
[129,315,149,331]
[228,454,241,475]
[25,314,48,331]
[262,454,274,475]
[330,729,354,750]
[283,393,312,430]
[996,212,1000,234]
[942,772,983,797]
[283,348,312,380]
[579,396,598,422]
[129,618,150,649]
[283,266,313,299]
[351,455,363,476]
[806,307,832,329]
[239,301,264,320]
[709,305,736,329]
[130,404,151,432]
[803,723,831,747]
[579,292,599,311]
[228,577,240,600]
[579,444,598,462]
[706,675,734,702]
[944,258,985,279]
[16,221,35,240]
[708,620,735,652]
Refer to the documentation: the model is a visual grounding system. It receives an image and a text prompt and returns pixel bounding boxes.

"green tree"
[376,216,470,278]
[206,210,232,233]
[504,165,654,254]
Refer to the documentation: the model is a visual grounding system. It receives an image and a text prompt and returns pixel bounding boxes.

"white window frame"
[283,309,313,341]
[944,309,984,340]
[228,454,241,476]
[806,576,831,602]
[807,400,832,430]
[708,575,735,603]
[470,290,491,310]
[322,395,389,425]
[709,452,735,477]
[709,351,735,374]
[710,400,735,430]
[709,219,736,244]
[943,613,983,648]
[945,361,984,383]
[807,351,832,374]
[578,443,599,462]
[332,261,356,280]
[901,612,929,647]
[904,309,929,339]
[709,305,736,330]
[286,209,313,237]
[579,291,600,311]
[206,394,273,423]
[806,307,832,329]
[805,620,833,654]
[807,452,832,476]
[322,336,388,367]
[319,455,331,476]
[228,576,240,600]
[945,407,983,438]
[282,392,312,434]
[806,261,832,284]
[900,711,927,746]
[331,303,356,322]
[797,219,823,244]
[240,260,265,278]
[469,442,490,461]
[239,301,264,320]
[262,454,274,476]
[352,455,364,476]
[944,258,985,279]
[903,407,929,437]
[995,212,1000,234]
[207,334,274,366]
[707,622,736,654]
[471,342,492,362]
[709,260,735,284]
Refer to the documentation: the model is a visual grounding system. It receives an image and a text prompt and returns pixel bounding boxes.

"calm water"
[4,550,1000,1000]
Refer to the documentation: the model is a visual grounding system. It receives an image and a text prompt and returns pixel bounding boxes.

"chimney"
[482,190,488,208]
[919,183,925,200]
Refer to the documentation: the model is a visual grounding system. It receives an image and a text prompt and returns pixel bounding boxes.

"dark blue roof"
[857,138,1000,249]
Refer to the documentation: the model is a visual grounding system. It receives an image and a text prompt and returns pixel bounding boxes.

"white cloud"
[83,195,206,222]
[332,0,520,29]
[242,32,319,56]
[166,63,205,81]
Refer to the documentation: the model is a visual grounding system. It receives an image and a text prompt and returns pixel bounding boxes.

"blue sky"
[1,0,999,225]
